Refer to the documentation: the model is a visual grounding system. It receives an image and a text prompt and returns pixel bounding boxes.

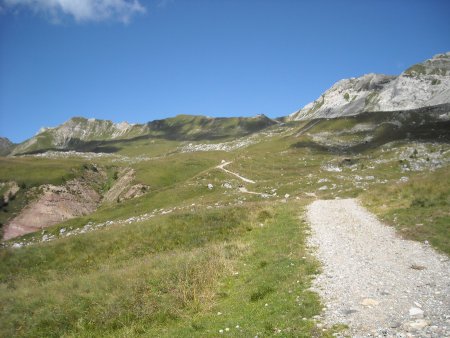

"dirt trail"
[306,198,450,337]
[216,161,256,184]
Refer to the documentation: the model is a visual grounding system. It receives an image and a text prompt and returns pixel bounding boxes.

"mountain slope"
[11,118,148,155]
[0,137,15,156]
[146,114,276,140]
[11,114,277,155]
[290,52,450,120]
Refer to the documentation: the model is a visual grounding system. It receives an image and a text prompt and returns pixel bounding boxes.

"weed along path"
[217,161,256,184]
[306,198,450,337]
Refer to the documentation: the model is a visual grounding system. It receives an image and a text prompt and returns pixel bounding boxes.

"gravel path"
[217,161,256,184]
[306,198,450,338]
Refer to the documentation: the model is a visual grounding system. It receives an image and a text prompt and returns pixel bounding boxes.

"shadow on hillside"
[15,117,278,156]
[291,103,450,154]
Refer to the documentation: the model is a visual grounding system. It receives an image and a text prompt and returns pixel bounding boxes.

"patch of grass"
[0,157,81,187]
[404,64,427,76]
[362,166,450,255]
[250,285,275,301]
[364,92,379,109]
[0,207,249,282]
[431,78,441,85]
[308,95,325,115]
[0,206,249,337]
[308,118,357,134]
[133,153,216,189]
[0,202,332,337]
[139,202,333,337]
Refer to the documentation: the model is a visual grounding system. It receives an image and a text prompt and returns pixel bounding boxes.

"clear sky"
[1,0,449,143]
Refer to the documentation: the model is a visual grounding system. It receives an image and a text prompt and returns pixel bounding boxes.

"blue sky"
[0,0,449,143]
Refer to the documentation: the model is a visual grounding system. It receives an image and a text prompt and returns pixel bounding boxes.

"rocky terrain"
[102,167,149,203]
[290,52,450,120]
[0,137,15,156]
[2,164,150,240]
[0,181,20,204]
[3,179,102,241]
[2,166,106,240]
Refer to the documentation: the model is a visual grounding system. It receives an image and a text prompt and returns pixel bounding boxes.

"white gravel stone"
[409,307,424,319]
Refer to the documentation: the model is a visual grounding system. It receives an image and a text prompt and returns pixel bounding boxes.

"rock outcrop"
[2,166,106,240]
[3,179,102,240]
[290,52,450,120]
[11,118,146,155]
[102,167,149,203]
[0,137,15,156]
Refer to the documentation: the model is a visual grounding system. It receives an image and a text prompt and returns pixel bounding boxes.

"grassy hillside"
[362,166,450,255]
[1,106,449,336]
[0,157,83,187]
[11,114,277,155]
[0,201,336,337]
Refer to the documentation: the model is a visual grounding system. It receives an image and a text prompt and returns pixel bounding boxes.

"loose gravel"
[306,198,450,338]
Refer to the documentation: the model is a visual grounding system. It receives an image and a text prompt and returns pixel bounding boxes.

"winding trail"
[216,161,256,184]
[306,198,450,337]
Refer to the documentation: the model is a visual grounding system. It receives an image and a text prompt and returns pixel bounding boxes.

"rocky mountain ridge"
[9,114,277,155]
[3,52,449,156]
[11,118,148,155]
[290,52,450,120]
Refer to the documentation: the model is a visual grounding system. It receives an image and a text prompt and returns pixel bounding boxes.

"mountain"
[5,52,450,156]
[0,137,15,156]
[290,52,450,120]
[145,114,277,141]
[10,118,148,155]
[10,114,277,155]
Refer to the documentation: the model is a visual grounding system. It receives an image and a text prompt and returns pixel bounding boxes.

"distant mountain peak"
[290,52,450,121]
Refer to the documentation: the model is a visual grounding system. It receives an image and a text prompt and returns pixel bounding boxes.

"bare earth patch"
[306,198,450,337]
[3,180,101,240]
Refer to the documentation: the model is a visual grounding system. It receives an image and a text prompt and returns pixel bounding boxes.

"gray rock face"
[290,52,450,120]
[11,117,145,155]
[0,137,15,156]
